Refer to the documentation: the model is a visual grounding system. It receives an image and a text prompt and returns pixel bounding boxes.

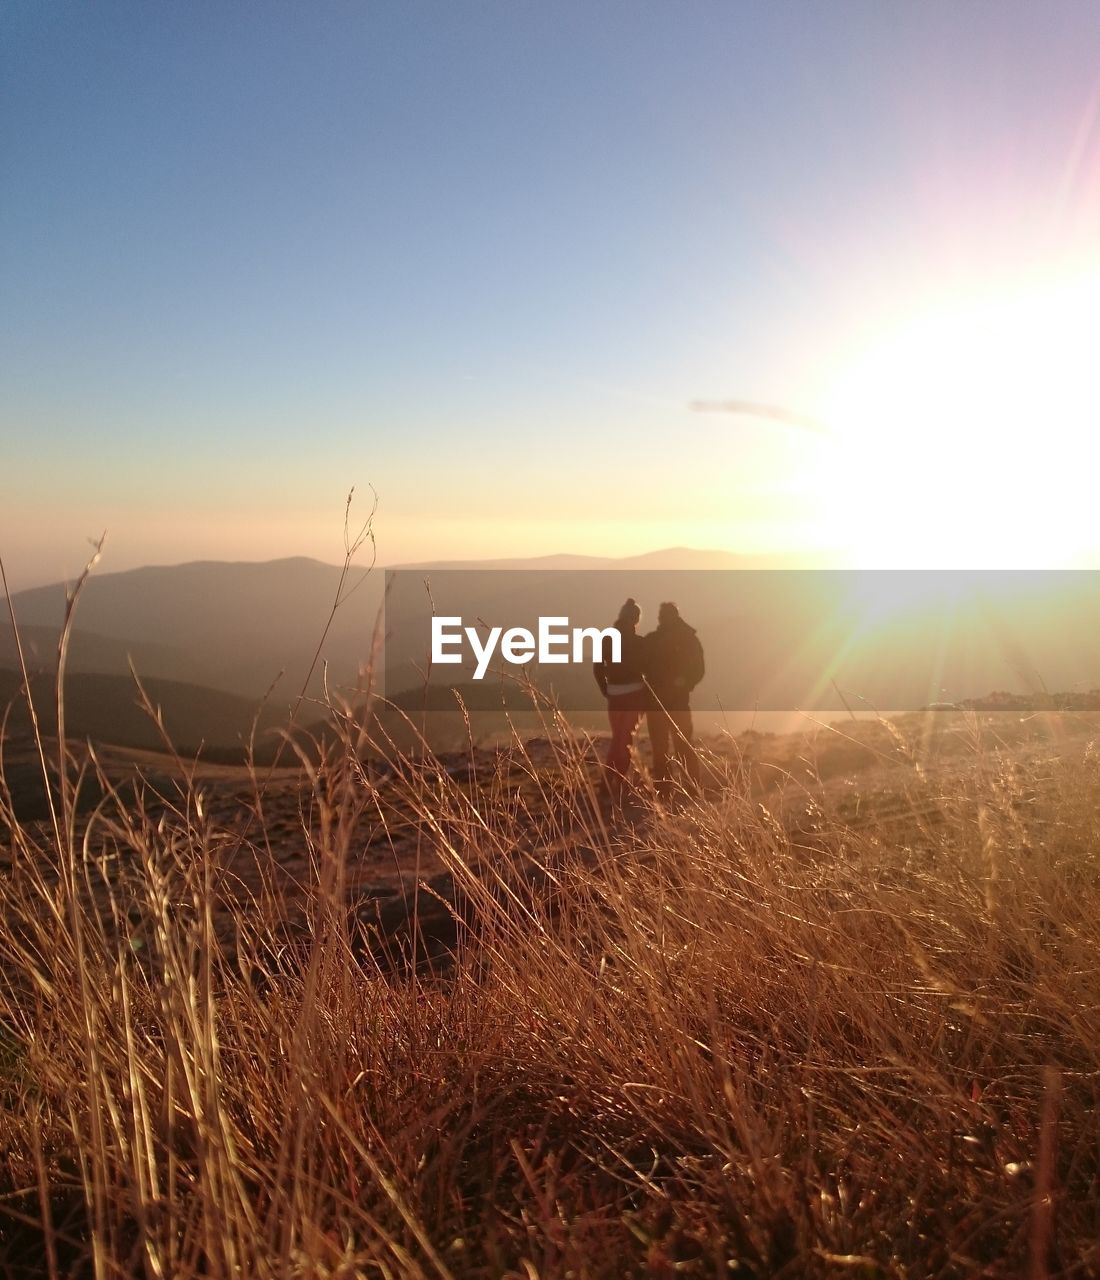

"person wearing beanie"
[593,597,647,803]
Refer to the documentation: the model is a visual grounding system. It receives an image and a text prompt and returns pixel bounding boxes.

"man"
[643,601,704,790]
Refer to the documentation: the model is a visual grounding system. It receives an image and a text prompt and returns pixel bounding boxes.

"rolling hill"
[5,549,779,702]
[0,669,292,758]
[8,553,1100,742]
[7,556,382,700]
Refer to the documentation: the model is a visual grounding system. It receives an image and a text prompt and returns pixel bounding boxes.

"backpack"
[681,629,705,690]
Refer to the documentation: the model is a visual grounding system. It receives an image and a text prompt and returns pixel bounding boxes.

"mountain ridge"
[4,547,760,700]
[7,551,1097,731]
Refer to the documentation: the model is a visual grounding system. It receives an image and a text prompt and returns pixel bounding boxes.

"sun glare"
[816,269,1100,568]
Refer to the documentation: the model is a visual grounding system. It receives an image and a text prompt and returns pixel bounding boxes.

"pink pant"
[604,692,645,798]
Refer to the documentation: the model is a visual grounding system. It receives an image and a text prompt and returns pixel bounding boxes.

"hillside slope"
[0,668,290,756]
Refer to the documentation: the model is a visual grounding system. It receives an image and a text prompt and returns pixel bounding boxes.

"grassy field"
[1,699,1098,1278]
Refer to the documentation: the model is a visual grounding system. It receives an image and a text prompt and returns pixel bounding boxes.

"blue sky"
[4,2,1100,586]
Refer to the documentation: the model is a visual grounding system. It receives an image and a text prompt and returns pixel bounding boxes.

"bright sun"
[815,268,1100,568]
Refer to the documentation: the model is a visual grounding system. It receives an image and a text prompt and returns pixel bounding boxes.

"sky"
[3,1,1100,589]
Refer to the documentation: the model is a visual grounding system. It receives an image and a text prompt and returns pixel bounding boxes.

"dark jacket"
[593,624,646,696]
[644,617,704,710]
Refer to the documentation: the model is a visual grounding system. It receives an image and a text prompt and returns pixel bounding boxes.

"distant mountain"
[11,552,1094,732]
[0,623,195,682]
[0,668,291,757]
[8,556,383,701]
[5,548,752,700]
[393,548,819,572]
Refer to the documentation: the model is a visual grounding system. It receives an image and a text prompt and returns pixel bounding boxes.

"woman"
[593,597,648,803]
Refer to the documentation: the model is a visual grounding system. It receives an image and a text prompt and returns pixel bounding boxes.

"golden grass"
[1,525,1098,1276]
[1,690,1099,1279]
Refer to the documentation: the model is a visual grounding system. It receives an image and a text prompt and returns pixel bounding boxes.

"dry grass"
[2,693,1099,1279]
[0,536,1098,1277]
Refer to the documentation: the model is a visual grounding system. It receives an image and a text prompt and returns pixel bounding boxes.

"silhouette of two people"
[593,598,704,803]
